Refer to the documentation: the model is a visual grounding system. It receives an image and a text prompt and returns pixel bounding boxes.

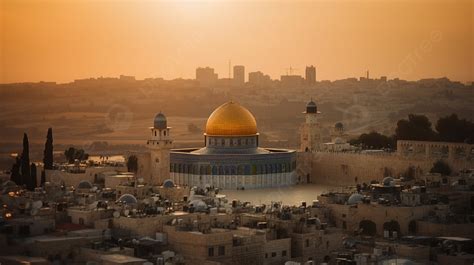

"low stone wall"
[300,151,474,186]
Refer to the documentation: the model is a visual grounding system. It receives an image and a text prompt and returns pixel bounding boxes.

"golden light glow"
[205,102,257,136]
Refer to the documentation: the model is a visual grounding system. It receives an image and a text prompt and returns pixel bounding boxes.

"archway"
[383,220,401,238]
[408,220,417,234]
[359,220,377,236]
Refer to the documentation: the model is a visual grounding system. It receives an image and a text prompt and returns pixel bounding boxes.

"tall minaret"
[300,99,322,152]
[147,112,173,185]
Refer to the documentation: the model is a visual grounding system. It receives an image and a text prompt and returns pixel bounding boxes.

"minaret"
[147,112,173,185]
[300,99,322,152]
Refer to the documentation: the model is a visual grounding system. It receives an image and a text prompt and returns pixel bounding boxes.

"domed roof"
[117,194,138,205]
[154,112,167,129]
[305,100,318,114]
[163,179,175,188]
[348,193,364,205]
[382,177,394,186]
[335,122,344,130]
[77,180,93,189]
[205,102,257,136]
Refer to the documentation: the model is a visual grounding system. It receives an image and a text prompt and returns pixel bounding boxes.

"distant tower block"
[233,65,245,85]
[300,99,322,152]
[147,112,173,185]
[305,65,316,85]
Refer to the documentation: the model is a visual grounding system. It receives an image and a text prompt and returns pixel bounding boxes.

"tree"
[40,170,46,186]
[127,155,138,173]
[430,160,452,176]
[64,147,89,164]
[395,114,436,141]
[10,157,21,185]
[349,131,395,149]
[64,147,76,163]
[29,163,37,190]
[21,133,31,187]
[43,128,54,169]
[435,114,474,143]
[402,166,416,180]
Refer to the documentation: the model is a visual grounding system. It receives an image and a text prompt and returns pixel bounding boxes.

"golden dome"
[205,102,257,136]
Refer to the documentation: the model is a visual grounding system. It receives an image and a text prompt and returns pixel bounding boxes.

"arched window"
[164,130,167,136]
[154,131,157,136]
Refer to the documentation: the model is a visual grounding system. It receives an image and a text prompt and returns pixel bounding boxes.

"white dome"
[77,180,93,189]
[189,199,207,212]
[163,179,175,188]
[382,177,394,186]
[117,194,138,205]
[348,193,364,205]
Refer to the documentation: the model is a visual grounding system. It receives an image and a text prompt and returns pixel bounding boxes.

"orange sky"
[0,0,472,83]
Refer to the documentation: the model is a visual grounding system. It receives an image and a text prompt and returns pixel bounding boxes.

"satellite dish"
[113,211,120,218]
[92,186,98,191]
[124,209,130,216]
[138,178,144,183]
[24,201,31,209]
[132,209,137,214]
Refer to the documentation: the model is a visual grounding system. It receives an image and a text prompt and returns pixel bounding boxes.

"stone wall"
[300,149,474,186]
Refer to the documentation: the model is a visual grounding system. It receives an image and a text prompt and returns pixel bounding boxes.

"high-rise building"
[196,67,218,87]
[305,65,316,85]
[233,65,245,85]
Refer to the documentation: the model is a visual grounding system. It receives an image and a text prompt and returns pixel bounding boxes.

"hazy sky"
[1,0,472,83]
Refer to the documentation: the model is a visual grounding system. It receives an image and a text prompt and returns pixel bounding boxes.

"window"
[208,247,214,257]
[218,246,225,256]
[154,131,157,136]
[265,253,268,259]
[164,131,167,136]
[271,252,276,257]
[306,239,310,247]
[282,250,287,257]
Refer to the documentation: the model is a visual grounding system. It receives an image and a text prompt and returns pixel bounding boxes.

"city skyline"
[1,0,472,83]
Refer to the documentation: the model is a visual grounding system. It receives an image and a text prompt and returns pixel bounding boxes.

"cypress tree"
[43,128,53,170]
[10,157,21,185]
[40,170,46,186]
[30,163,37,190]
[21,133,31,188]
